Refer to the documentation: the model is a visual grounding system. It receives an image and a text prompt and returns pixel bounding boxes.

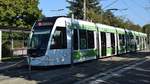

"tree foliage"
[0,0,42,29]
[143,24,150,34]
[66,0,102,23]
[66,0,142,32]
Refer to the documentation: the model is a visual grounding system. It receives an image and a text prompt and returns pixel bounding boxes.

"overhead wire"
[131,0,150,16]
[131,0,150,24]
[102,0,119,9]
[121,0,148,25]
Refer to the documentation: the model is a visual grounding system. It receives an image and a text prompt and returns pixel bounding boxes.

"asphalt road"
[78,56,150,84]
[107,59,150,84]
[0,50,150,84]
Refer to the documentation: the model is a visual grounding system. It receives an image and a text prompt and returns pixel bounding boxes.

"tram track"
[33,56,147,84]
[74,56,150,84]
[52,59,144,84]
[0,51,149,84]
[0,59,26,71]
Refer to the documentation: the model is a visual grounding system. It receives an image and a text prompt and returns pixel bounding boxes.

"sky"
[38,0,150,27]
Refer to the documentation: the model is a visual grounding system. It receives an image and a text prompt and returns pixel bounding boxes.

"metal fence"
[0,27,30,57]
[2,39,28,56]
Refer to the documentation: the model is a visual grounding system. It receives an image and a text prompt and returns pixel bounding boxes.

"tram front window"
[28,33,50,57]
[30,34,50,49]
[28,17,57,57]
[28,24,52,57]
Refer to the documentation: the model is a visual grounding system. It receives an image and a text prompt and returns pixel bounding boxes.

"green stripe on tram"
[98,27,116,33]
[107,47,112,55]
[68,23,97,31]
[73,49,97,60]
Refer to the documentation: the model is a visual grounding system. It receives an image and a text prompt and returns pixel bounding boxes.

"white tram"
[27,16,147,66]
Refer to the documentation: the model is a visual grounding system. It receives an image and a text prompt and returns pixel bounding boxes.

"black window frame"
[73,29,95,50]
[50,27,67,49]
[87,30,95,49]
[73,29,78,50]
[79,30,87,49]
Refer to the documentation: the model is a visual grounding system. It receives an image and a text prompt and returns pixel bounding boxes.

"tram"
[27,16,147,66]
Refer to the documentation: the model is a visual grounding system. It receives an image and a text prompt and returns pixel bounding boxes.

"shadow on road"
[0,50,150,84]
[118,50,150,58]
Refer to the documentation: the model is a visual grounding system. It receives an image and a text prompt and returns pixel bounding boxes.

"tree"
[143,24,150,46]
[66,0,143,32]
[143,24,150,34]
[103,10,118,26]
[0,0,42,29]
[123,20,142,32]
[66,0,102,23]
[0,0,43,57]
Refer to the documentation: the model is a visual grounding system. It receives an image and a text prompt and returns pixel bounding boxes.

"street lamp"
[107,8,128,12]
[83,0,86,20]
[103,8,128,54]
[49,9,64,12]
[48,9,65,16]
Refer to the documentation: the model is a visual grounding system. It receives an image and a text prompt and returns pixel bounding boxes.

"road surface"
[0,50,150,84]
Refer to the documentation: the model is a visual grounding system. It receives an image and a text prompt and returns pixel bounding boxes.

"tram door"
[111,33,115,55]
[101,32,106,56]
[106,33,112,56]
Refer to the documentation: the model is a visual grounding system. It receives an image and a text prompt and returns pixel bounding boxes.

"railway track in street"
[75,56,150,84]
[0,50,149,84]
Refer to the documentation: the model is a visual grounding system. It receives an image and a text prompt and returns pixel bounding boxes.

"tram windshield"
[30,33,50,49]
[28,17,60,57]
[29,22,52,49]
[28,21,52,57]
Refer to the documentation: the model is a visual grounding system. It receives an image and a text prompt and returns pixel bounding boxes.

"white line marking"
[74,58,149,84]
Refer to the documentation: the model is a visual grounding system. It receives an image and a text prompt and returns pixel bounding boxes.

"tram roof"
[96,23,116,33]
[42,16,147,37]
[57,17,97,31]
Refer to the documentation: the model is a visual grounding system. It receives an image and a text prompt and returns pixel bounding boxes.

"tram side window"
[139,37,142,45]
[101,32,106,45]
[110,33,115,45]
[119,34,125,46]
[119,34,122,45]
[50,27,67,49]
[87,31,94,48]
[73,29,78,50]
[79,30,87,49]
[144,37,147,43]
[122,34,125,45]
[126,35,130,46]
[136,36,139,45]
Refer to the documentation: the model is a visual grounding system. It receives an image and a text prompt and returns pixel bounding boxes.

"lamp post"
[104,8,128,54]
[68,0,75,67]
[83,0,86,20]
